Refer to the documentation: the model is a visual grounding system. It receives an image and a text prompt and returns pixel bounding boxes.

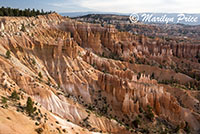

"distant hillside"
[59,11,127,18]
[73,14,200,40]
[60,12,200,25]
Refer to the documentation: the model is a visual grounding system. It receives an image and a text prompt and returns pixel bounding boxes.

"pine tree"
[26,97,36,115]
[19,10,24,16]
[24,9,29,17]
[13,9,19,16]
[8,7,13,16]
[36,10,40,15]
[0,6,52,17]
[0,10,3,16]
[41,9,44,15]
[27,8,31,17]
[31,9,36,16]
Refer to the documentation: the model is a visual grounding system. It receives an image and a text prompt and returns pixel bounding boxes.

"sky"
[0,0,199,13]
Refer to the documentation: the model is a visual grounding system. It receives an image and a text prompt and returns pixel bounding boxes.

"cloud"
[47,0,93,12]
[79,0,200,13]
[1,0,199,13]
[48,0,78,8]
[44,0,200,13]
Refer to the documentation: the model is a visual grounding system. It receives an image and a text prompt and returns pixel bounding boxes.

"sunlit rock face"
[0,13,199,134]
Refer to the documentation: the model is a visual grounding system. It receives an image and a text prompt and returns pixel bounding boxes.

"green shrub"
[174,125,180,133]
[38,72,42,79]
[1,96,7,104]
[145,105,154,121]
[139,107,144,113]
[1,96,8,109]
[137,72,141,80]
[132,118,141,128]
[35,122,39,126]
[184,122,190,133]
[10,90,20,100]
[32,59,36,65]
[35,128,43,134]
[21,24,26,32]
[6,50,11,59]
[150,72,155,80]
[3,104,8,108]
